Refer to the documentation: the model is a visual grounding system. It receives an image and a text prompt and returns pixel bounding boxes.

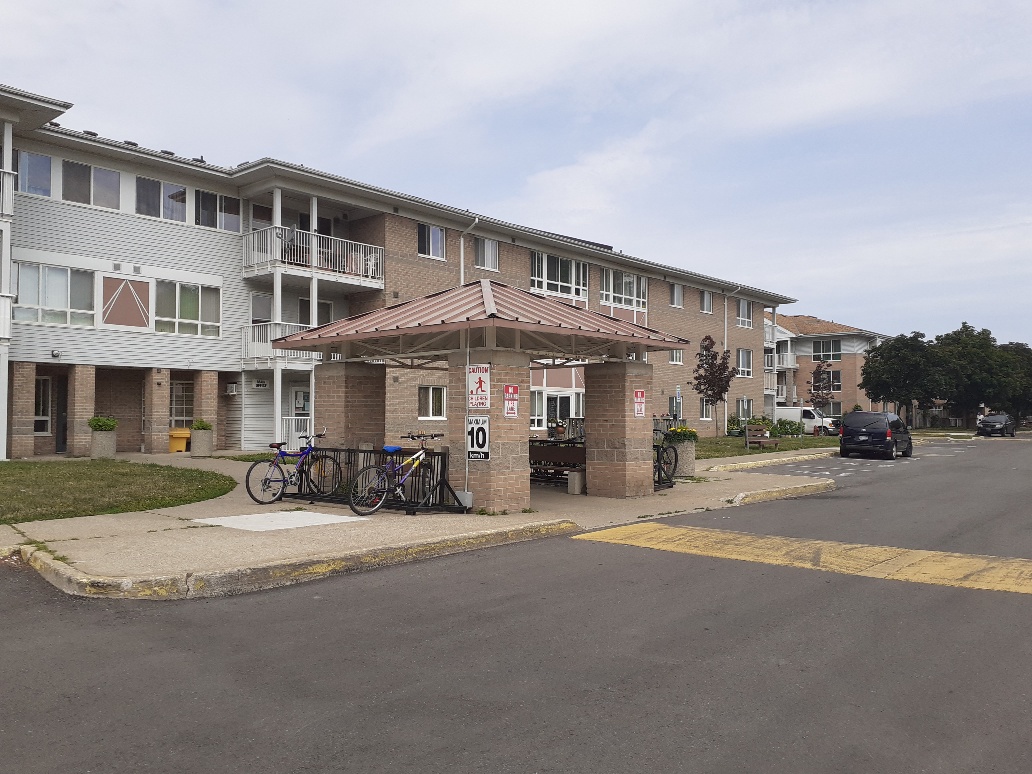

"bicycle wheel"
[245,460,288,504]
[349,464,392,516]
[307,454,343,496]
[660,445,678,481]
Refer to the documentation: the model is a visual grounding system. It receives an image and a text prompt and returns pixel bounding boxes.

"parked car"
[774,406,836,435]
[840,411,913,459]
[976,413,1017,437]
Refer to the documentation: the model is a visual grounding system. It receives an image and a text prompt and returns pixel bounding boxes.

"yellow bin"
[169,428,191,453]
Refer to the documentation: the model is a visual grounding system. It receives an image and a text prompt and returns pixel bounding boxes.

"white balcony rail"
[764,353,775,370]
[282,416,313,450]
[242,323,320,361]
[763,323,776,346]
[776,353,798,369]
[776,384,786,399]
[0,294,12,340]
[763,372,777,393]
[0,169,14,218]
[244,226,384,282]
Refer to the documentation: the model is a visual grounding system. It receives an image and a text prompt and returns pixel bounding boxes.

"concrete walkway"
[1,448,839,600]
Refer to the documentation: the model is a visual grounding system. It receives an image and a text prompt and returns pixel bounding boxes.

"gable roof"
[767,313,884,338]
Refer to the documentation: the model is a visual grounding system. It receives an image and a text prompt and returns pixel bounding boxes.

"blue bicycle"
[244,429,342,504]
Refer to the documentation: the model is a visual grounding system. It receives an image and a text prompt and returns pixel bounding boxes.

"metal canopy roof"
[274,279,690,365]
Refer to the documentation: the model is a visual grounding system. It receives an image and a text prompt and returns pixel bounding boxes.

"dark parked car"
[840,411,913,459]
[976,413,1017,437]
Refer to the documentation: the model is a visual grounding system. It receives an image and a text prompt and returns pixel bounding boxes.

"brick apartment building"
[0,83,794,460]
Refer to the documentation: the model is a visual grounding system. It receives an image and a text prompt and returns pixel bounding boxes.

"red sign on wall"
[633,389,646,418]
[503,384,519,418]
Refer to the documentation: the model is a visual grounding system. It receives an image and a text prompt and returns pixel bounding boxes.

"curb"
[707,450,839,471]
[2,544,25,559]
[20,520,581,600]
[731,478,837,504]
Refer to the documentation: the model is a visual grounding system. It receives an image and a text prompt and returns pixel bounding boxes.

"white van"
[774,406,836,435]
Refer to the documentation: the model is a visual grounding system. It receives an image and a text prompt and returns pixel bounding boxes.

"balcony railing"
[242,323,321,362]
[0,294,12,340]
[763,322,776,346]
[244,226,384,284]
[776,385,798,401]
[776,353,797,369]
[0,169,14,218]
[764,353,775,370]
[764,372,777,394]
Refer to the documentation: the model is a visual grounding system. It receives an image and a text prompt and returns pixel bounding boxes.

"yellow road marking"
[573,523,1032,594]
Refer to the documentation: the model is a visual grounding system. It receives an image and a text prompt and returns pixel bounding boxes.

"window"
[13,151,52,196]
[12,262,95,325]
[700,290,713,314]
[418,223,445,259]
[600,268,647,308]
[155,280,220,336]
[530,251,588,299]
[251,293,272,324]
[136,176,186,221]
[474,237,499,270]
[669,349,684,365]
[827,401,843,417]
[34,377,52,435]
[195,190,241,232]
[170,381,195,429]
[531,390,545,430]
[62,160,120,209]
[670,283,684,308]
[299,298,332,327]
[418,385,446,419]
[813,339,842,362]
[669,396,679,417]
[736,299,753,328]
[736,348,753,378]
[736,397,753,419]
[828,370,842,392]
[700,399,713,420]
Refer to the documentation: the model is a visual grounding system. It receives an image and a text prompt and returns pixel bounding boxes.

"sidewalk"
[1,448,839,600]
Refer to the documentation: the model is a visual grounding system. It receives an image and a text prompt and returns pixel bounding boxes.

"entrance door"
[287,388,312,448]
[54,376,68,453]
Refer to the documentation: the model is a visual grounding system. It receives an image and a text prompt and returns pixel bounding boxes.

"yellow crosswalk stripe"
[573,523,1032,594]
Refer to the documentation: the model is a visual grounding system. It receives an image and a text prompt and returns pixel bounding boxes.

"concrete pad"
[193,511,368,532]
[0,524,26,556]
[15,511,194,542]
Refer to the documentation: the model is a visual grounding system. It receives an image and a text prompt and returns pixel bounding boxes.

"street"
[3,439,1031,773]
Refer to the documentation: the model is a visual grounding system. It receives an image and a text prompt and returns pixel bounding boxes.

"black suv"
[840,411,913,460]
[976,414,1017,437]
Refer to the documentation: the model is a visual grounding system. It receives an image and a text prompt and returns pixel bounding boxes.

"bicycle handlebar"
[401,433,444,440]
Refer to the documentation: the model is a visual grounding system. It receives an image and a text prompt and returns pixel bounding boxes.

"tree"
[859,332,946,423]
[932,323,1014,427]
[806,360,834,425]
[999,342,1032,420]
[692,335,737,436]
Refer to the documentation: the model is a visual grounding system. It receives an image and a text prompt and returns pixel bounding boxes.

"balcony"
[0,294,11,340]
[1,169,14,218]
[763,322,776,346]
[243,226,384,289]
[763,372,777,394]
[776,385,798,402]
[242,323,322,369]
[776,353,797,369]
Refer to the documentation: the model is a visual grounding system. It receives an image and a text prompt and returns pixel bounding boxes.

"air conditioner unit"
[224,382,239,396]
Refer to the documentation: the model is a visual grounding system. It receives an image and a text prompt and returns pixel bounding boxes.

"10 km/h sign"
[466,416,490,460]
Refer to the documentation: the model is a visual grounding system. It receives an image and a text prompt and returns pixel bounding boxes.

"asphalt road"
[2,438,1031,773]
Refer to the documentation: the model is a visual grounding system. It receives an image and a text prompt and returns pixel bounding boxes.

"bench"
[745,424,781,450]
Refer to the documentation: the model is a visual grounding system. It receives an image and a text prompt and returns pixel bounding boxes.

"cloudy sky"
[4,0,1031,342]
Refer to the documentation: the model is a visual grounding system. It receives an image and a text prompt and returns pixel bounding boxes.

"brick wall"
[95,368,143,452]
[9,361,35,458]
[143,368,170,453]
[66,364,96,457]
[583,361,654,498]
[314,361,386,448]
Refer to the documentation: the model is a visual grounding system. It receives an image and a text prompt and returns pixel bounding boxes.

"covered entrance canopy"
[275,280,689,508]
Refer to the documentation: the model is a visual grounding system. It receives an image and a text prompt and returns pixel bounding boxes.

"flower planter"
[672,440,696,477]
[90,430,117,459]
[190,428,214,458]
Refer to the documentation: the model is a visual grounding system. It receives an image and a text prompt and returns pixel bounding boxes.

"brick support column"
[193,370,219,431]
[446,349,531,513]
[67,364,96,457]
[583,361,654,498]
[143,368,170,454]
[314,361,386,448]
[9,361,35,458]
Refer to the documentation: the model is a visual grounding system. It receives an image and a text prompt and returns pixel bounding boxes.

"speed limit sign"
[466,416,490,460]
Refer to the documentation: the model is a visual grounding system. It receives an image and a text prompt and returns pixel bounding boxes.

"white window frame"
[736,299,753,328]
[299,297,333,327]
[828,369,842,392]
[195,189,242,232]
[530,389,545,430]
[700,399,713,421]
[418,223,446,260]
[418,385,447,420]
[154,280,221,337]
[136,176,186,222]
[813,339,843,362]
[737,348,753,378]
[736,397,753,419]
[530,251,588,300]
[474,237,499,271]
[12,261,96,327]
[170,380,195,429]
[13,150,52,197]
[827,400,843,417]
[669,349,684,365]
[34,376,52,435]
[61,159,120,210]
[700,290,713,314]
[600,268,647,309]
[670,283,684,308]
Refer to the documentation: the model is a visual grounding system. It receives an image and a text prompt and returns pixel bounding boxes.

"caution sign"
[466,416,490,460]
[468,365,490,409]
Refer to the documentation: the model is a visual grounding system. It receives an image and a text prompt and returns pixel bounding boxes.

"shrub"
[774,418,805,437]
[727,414,742,431]
[87,416,118,432]
[664,425,699,443]
[191,419,213,431]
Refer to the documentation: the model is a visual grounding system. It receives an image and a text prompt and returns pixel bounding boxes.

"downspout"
[458,216,480,286]
[723,285,741,435]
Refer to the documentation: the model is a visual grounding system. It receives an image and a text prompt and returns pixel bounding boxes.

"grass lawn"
[0,460,237,525]
[694,434,839,460]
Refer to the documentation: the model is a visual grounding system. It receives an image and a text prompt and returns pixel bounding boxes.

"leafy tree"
[999,342,1032,419]
[859,332,946,423]
[692,335,737,436]
[932,323,1014,427]
[806,360,834,418]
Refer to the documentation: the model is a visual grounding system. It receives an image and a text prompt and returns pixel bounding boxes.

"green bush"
[727,414,742,431]
[88,416,118,431]
[774,418,805,437]
[191,419,213,431]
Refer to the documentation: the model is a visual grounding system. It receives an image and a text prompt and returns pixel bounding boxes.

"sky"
[3,0,1031,343]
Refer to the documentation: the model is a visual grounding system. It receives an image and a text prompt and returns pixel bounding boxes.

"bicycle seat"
[383,445,403,454]
[269,442,286,449]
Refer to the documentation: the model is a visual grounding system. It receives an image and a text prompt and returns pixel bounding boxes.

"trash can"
[169,428,191,453]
